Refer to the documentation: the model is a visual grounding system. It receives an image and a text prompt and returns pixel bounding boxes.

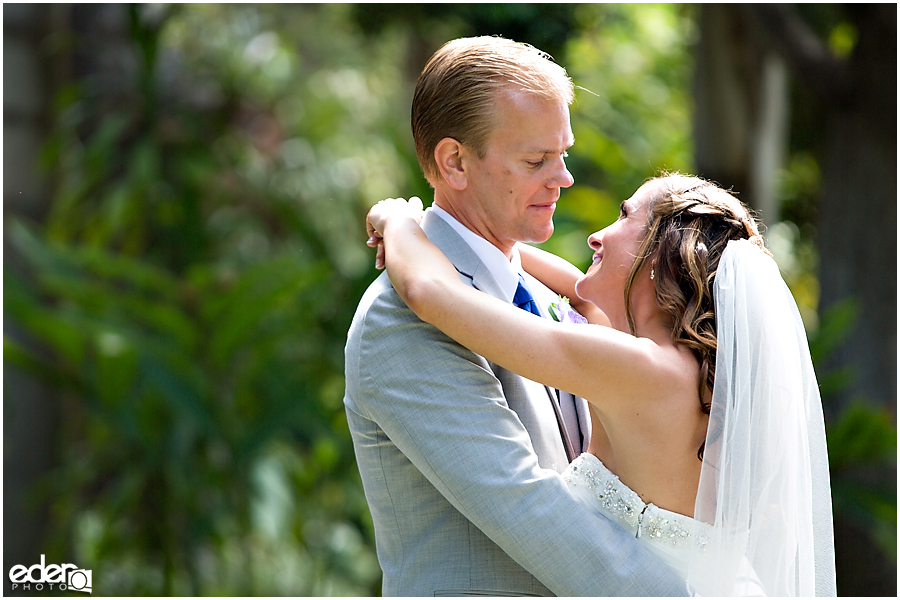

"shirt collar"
[431,204,522,303]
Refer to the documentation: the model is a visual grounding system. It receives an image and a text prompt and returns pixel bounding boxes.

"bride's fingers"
[369,197,405,235]
[366,200,392,240]
[375,242,386,270]
[409,196,424,223]
[366,197,424,267]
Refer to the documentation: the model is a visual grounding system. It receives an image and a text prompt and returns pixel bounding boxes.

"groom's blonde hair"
[412,36,574,185]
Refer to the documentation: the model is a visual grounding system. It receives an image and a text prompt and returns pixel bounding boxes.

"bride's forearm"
[519,244,608,326]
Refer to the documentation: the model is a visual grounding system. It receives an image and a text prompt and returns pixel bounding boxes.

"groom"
[344,36,685,596]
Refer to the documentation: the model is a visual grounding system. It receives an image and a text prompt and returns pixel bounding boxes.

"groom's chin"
[523,222,554,245]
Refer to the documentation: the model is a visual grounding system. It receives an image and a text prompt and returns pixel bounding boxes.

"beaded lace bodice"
[562,453,710,578]
[563,454,770,596]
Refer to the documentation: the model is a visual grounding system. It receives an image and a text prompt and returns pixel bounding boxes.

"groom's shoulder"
[358,270,394,306]
[347,212,474,346]
[348,270,436,344]
[352,271,407,324]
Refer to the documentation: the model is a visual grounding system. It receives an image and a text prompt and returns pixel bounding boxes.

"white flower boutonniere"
[548,295,588,325]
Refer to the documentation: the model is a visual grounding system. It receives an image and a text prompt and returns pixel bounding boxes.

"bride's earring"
[650,268,655,280]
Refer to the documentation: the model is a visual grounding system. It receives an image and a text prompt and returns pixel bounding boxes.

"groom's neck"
[433,193,515,260]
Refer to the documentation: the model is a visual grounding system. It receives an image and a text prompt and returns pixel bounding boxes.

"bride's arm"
[367,199,655,407]
[518,244,610,327]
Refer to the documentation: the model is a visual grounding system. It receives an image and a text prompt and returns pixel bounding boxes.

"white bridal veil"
[686,239,837,596]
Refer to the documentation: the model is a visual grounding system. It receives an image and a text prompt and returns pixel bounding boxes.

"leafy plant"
[4,4,417,594]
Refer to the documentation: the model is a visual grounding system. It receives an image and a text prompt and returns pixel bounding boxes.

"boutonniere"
[548,295,588,325]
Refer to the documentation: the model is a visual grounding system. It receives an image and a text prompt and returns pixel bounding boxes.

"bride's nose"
[587,231,602,250]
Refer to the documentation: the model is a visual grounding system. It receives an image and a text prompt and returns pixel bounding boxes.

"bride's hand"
[366,197,424,269]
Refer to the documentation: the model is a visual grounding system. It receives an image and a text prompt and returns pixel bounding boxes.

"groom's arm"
[354,285,687,597]
[518,243,609,326]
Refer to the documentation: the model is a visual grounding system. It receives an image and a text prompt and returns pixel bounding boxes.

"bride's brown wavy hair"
[623,173,768,458]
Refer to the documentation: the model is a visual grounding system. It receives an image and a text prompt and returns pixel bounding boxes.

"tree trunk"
[741,5,897,596]
[745,3,896,414]
[693,4,789,225]
[816,7,897,413]
[3,5,61,591]
[3,4,135,591]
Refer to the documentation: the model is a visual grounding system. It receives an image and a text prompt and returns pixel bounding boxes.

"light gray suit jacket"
[344,211,687,596]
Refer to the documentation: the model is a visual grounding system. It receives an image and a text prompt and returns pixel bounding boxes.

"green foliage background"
[4,4,894,595]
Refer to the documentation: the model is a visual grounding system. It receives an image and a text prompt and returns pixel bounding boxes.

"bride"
[365,173,836,596]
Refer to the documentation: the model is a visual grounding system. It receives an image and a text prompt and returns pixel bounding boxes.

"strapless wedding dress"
[561,453,765,596]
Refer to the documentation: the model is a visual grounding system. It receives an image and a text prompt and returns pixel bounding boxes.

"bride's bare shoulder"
[631,340,704,406]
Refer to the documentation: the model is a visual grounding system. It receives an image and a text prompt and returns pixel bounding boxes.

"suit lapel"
[545,388,577,461]
[421,210,581,463]
[421,211,506,301]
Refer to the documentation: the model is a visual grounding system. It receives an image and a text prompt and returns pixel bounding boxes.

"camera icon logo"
[67,569,92,593]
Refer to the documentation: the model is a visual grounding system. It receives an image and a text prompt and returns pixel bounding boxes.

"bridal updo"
[624,174,767,447]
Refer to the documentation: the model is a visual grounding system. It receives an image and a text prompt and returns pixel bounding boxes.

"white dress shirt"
[431,205,522,303]
[430,205,583,453]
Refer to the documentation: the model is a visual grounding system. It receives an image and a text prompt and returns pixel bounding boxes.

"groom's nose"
[554,162,574,189]
[546,155,574,189]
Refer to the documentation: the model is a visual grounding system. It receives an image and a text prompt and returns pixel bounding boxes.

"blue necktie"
[512,274,580,460]
[513,275,541,316]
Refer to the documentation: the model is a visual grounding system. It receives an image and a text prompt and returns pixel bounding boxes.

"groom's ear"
[434,137,468,191]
